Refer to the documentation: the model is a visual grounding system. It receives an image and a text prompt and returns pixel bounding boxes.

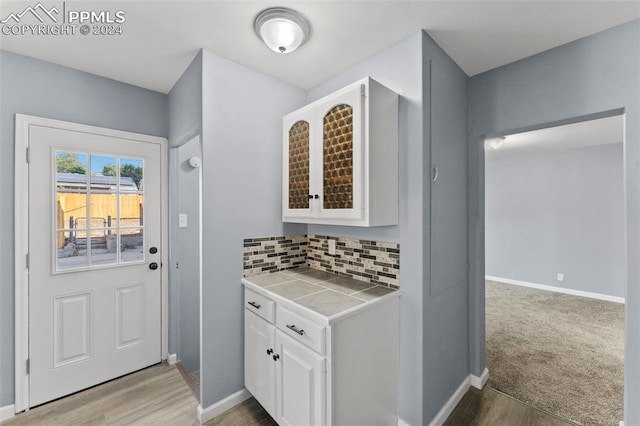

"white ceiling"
[485,115,624,158]
[1,1,639,93]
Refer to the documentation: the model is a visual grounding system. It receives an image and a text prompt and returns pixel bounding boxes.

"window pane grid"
[55,151,145,271]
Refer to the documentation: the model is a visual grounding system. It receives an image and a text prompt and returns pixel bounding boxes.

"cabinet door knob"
[314,194,319,199]
[248,301,261,309]
[308,194,313,199]
[286,324,305,335]
[267,348,273,355]
[273,354,280,361]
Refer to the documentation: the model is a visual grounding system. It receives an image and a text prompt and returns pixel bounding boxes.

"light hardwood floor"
[5,364,199,425]
[3,363,575,425]
[3,364,273,426]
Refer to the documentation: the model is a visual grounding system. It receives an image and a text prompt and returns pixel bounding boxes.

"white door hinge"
[26,358,30,374]
[26,147,30,163]
[26,253,29,269]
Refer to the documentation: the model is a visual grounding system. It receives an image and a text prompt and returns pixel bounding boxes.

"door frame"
[471,108,627,421]
[14,114,169,413]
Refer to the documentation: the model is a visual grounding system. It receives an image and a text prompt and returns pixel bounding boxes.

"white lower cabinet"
[275,331,325,426]
[244,310,276,418]
[244,286,398,426]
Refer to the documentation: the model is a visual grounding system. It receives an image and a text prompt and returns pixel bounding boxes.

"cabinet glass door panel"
[288,120,310,209]
[323,104,353,209]
[283,105,315,219]
[315,85,364,221]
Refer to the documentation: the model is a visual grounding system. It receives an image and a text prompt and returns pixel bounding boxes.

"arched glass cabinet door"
[314,84,364,221]
[282,104,315,219]
[322,104,353,210]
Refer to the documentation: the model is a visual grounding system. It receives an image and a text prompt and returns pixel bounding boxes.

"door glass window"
[323,104,353,209]
[55,151,145,271]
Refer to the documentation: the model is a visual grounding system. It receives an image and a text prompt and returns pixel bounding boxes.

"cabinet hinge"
[26,358,30,374]
[26,253,29,269]
[360,84,365,97]
[26,147,30,163]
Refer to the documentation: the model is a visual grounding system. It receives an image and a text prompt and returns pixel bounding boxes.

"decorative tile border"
[307,234,400,288]
[243,234,400,288]
[243,235,307,276]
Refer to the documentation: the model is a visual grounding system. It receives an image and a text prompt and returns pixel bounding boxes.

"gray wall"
[306,31,470,425]
[485,144,625,298]
[168,52,202,147]
[199,50,306,407]
[421,35,470,421]
[307,33,424,424]
[468,19,640,423]
[168,52,203,371]
[0,50,168,407]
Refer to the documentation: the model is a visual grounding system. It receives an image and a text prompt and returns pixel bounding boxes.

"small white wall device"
[188,156,201,168]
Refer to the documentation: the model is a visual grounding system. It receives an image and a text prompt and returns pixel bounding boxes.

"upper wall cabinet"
[283,77,398,227]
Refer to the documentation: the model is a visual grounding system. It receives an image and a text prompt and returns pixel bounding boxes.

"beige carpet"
[486,280,624,426]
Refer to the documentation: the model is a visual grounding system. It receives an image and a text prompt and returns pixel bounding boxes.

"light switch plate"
[179,213,188,228]
[557,273,564,282]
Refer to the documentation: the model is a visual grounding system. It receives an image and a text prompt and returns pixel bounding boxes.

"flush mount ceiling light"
[254,7,310,54]
[485,136,506,150]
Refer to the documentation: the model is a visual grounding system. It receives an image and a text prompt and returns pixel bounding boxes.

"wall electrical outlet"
[557,273,564,282]
[179,213,188,228]
[328,239,337,255]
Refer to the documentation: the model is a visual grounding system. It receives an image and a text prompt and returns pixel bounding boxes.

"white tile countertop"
[241,267,399,324]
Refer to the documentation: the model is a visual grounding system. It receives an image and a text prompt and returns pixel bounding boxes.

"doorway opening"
[483,114,625,425]
[169,135,202,402]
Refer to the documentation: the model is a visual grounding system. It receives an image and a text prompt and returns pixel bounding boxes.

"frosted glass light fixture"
[254,7,310,54]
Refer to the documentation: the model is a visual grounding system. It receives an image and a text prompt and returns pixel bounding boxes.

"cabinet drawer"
[276,306,325,354]
[245,288,275,324]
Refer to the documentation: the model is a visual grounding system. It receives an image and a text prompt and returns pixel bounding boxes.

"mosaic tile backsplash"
[243,234,400,288]
[243,235,307,276]
[307,234,399,288]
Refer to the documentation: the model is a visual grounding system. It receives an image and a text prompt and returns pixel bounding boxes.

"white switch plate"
[179,213,188,228]
[557,273,564,282]
[328,239,336,255]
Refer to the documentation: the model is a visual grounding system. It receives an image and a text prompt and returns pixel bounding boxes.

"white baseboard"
[486,276,625,304]
[470,368,489,389]
[428,376,471,426]
[167,353,177,365]
[0,404,15,422]
[197,388,251,424]
[398,418,411,426]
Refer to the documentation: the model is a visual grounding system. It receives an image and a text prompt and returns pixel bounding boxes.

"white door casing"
[14,115,168,412]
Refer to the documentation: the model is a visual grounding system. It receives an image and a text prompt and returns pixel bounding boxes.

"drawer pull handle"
[286,324,305,335]
[248,301,261,309]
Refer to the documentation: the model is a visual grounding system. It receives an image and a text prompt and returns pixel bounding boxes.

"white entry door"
[26,119,164,407]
